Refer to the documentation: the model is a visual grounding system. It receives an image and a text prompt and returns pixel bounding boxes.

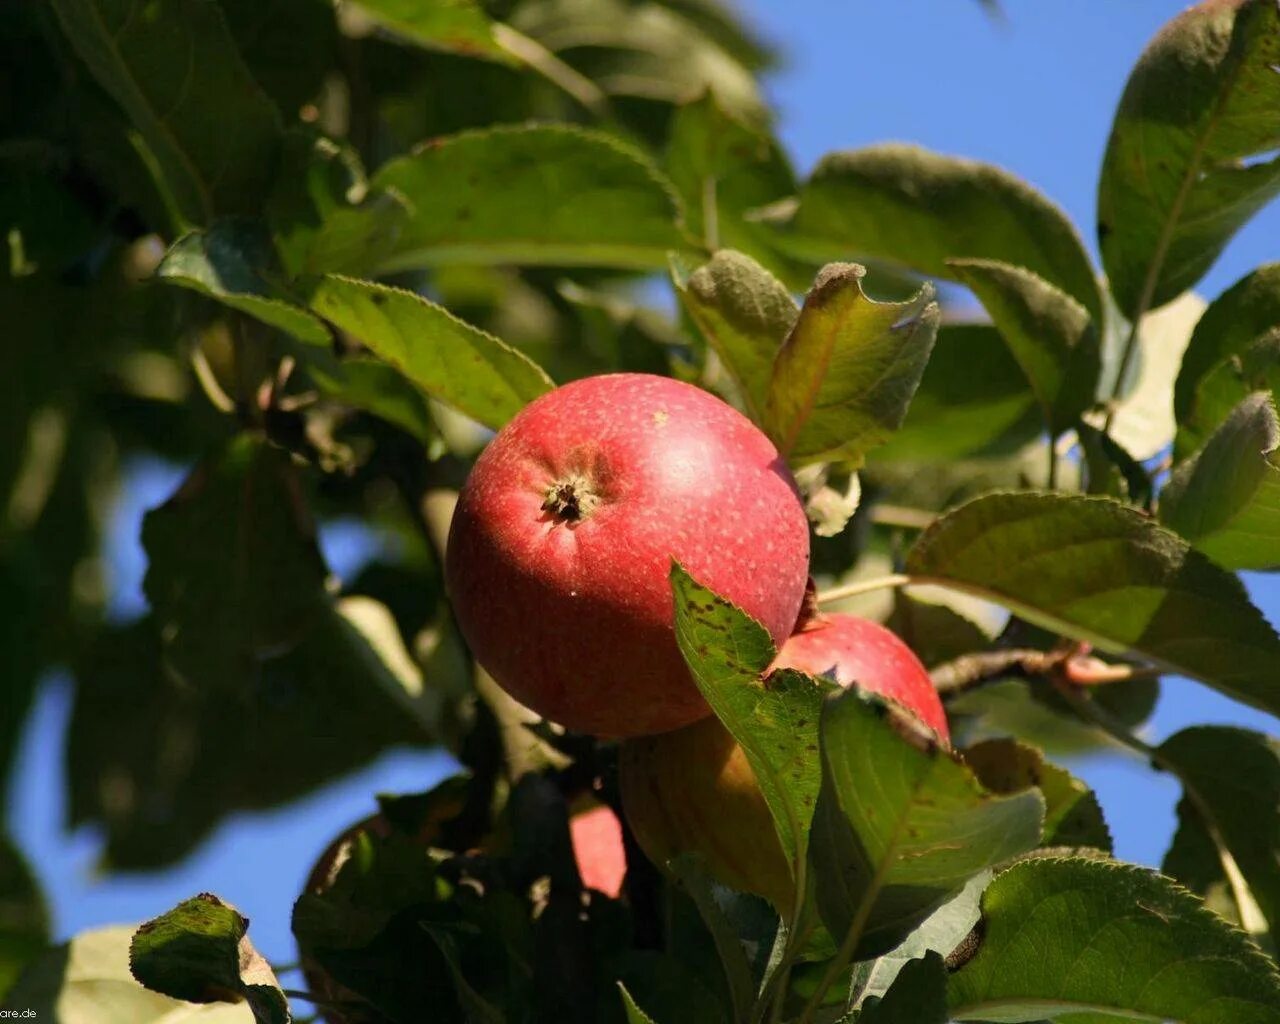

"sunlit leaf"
[1098,0,1280,315]
[763,264,939,466]
[764,143,1103,322]
[308,275,553,430]
[373,125,688,270]
[1161,391,1280,571]
[907,491,1280,716]
[947,856,1280,1021]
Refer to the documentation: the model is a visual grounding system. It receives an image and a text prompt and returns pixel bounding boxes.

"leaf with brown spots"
[670,563,833,893]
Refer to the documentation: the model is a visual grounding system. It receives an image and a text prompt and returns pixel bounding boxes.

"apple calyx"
[542,474,602,523]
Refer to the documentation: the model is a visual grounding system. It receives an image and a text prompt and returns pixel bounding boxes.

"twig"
[929,647,1066,696]
[869,504,935,531]
[816,574,913,605]
[492,25,613,119]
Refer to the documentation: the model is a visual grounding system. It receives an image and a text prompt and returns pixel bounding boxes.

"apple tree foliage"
[3,0,1280,1021]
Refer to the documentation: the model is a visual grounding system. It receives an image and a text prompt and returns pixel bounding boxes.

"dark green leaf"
[1077,422,1153,507]
[131,895,288,1023]
[373,125,687,271]
[871,323,1040,463]
[68,605,435,870]
[765,144,1102,322]
[667,856,756,1024]
[886,591,992,669]
[351,0,512,62]
[308,275,553,430]
[219,0,337,113]
[142,435,329,692]
[946,856,1280,1021]
[1174,263,1280,455]
[676,249,796,420]
[962,739,1111,852]
[0,836,47,1000]
[1176,328,1280,461]
[156,223,331,345]
[763,264,939,466]
[907,491,1280,716]
[665,92,797,271]
[610,952,728,1024]
[948,259,1100,436]
[810,689,1043,958]
[1098,0,1280,315]
[49,0,281,224]
[7,925,250,1022]
[858,952,948,1024]
[1160,726,1280,935]
[1160,391,1280,570]
[669,564,829,888]
[267,132,413,278]
[619,983,660,1024]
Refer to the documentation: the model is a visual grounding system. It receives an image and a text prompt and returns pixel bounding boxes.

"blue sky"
[8,0,1279,967]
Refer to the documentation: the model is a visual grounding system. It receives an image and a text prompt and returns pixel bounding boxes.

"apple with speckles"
[445,373,811,738]
[620,612,948,910]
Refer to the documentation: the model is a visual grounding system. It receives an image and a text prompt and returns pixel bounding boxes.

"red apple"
[445,373,811,738]
[620,613,947,909]
[569,802,627,898]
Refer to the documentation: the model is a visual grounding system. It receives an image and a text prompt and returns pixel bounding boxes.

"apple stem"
[815,573,913,605]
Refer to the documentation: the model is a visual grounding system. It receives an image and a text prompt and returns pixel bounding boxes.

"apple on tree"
[445,373,812,738]
[620,612,949,910]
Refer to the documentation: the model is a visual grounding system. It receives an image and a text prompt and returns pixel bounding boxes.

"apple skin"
[619,613,948,910]
[445,373,811,738]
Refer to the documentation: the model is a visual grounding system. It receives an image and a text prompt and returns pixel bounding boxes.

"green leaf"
[1098,0,1280,316]
[142,435,329,692]
[948,259,1100,436]
[7,925,251,1022]
[303,352,439,443]
[665,92,797,271]
[372,125,687,271]
[0,836,47,999]
[850,872,989,1009]
[1176,329,1280,461]
[130,894,288,1024]
[351,0,512,61]
[946,856,1280,1022]
[962,739,1111,852]
[1174,263,1280,454]
[676,249,796,420]
[1160,726,1280,935]
[858,952,948,1024]
[267,132,413,278]
[156,223,331,346]
[307,275,553,430]
[763,264,939,466]
[619,982,661,1024]
[765,143,1103,322]
[871,324,1040,463]
[1160,391,1280,571]
[810,689,1044,959]
[49,0,281,224]
[669,564,830,886]
[907,491,1280,717]
[509,0,764,121]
